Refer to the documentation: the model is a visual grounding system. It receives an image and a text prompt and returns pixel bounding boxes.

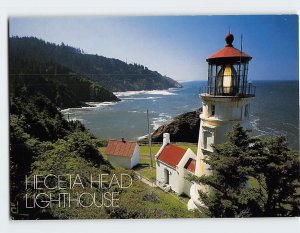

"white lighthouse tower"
[188,33,256,209]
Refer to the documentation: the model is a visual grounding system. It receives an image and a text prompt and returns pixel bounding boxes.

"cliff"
[151,108,202,143]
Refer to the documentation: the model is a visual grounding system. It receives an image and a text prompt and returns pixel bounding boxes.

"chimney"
[121,138,126,143]
[163,133,170,146]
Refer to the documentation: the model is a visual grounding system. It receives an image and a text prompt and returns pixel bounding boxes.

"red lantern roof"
[207,33,252,63]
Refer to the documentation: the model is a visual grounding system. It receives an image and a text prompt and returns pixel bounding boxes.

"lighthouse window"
[211,105,215,116]
[203,132,208,149]
[203,130,213,151]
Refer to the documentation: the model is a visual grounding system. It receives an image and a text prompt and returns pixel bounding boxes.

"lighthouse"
[188,33,255,209]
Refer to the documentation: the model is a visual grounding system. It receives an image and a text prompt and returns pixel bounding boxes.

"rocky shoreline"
[151,108,202,143]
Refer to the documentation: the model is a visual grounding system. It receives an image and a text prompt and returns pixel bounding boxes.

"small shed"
[155,133,196,196]
[104,138,139,169]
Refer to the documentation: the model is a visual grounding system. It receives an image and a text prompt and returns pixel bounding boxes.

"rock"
[151,108,202,143]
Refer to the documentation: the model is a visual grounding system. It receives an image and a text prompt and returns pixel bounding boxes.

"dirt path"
[133,171,157,188]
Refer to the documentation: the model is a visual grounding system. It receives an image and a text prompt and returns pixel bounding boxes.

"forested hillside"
[9,38,195,218]
[10,88,107,219]
[9,37,182,91]
[10,90,198,219]
[9,58,119,109]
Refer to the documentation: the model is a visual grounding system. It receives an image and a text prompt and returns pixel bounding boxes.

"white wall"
[177,149,197,196]
[107,144,139,169]
[156,148,196,196]
[201,95,252,122]
[183,170,193,196]
[156,161,181,193]
[195,95,254,176]
[108,155,132,169]
[131,144,140,168]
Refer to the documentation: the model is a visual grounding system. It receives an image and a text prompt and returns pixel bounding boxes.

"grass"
[134,164,156,182]
[119,175,204,218]
[99,143,198,182]
[139,144,162,156]
[98,143,205,218]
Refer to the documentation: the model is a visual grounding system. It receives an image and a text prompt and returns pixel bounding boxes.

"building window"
[211,105,215,116]
[203,132,208,149]
[203,130,213,151]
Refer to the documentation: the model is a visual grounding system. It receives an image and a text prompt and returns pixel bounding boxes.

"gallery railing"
[199,83,256,97]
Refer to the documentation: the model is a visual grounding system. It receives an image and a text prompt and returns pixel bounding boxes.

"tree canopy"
[9,57,120,109]
[9,36,182,92]
[191,124,300,217]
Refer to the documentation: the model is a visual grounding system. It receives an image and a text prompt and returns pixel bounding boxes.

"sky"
[9,15,299,82]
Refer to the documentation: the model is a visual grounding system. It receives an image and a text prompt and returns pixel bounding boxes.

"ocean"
[62,80,299,151]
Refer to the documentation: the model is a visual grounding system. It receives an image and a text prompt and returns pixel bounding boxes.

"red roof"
[104,139,137,158]
[208,46,252,61]
[157,144,186,168]
[184,158,196,173]
[207,33,252,63]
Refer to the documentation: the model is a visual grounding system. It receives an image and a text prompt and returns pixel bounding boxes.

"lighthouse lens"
[220,64,238,94]
[223,65,233,93]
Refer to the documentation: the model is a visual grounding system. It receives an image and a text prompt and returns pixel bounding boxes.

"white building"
[104,138,139,169]
[155,133,196,196]
[188,33,255,209]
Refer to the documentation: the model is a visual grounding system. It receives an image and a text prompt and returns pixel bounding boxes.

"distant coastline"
[61,80,299,151]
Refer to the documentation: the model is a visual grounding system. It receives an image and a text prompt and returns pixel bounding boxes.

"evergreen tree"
[9,36,182,92]
[256,136,300,216]
[191,124,299,217]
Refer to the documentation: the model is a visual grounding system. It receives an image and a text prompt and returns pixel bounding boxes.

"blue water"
[250,80,299,150]
[62,80,299,151]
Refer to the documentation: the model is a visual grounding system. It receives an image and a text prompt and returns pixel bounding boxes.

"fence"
[138,142,198,146]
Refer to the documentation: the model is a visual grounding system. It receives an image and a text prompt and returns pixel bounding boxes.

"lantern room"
[204,33,255,97]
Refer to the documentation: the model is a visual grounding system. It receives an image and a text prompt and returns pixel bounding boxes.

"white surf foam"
[66,116,85,123]
[250,116,271,137]
[151,113,172,130]
[146,90,177,96]
[137,134,148,141]
[114,89,177,97]
[61,101,117,113]
[114,91,145,97]
[85,101,118,108]
[122,96,163,100]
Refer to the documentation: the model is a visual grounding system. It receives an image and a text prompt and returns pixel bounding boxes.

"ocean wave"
[137,134,148,141]
[250,117,269,136]
[85,102,118,108]
[151,113,172,130]
[177,80,197,83]
[141,110,157,114]
[61,102,117,113]
[114,89,177,97]
[66,116,85,123]
[250,116,286,137]
[122,96,163,100]
[147,90,178,96]
[128,110,157,114]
